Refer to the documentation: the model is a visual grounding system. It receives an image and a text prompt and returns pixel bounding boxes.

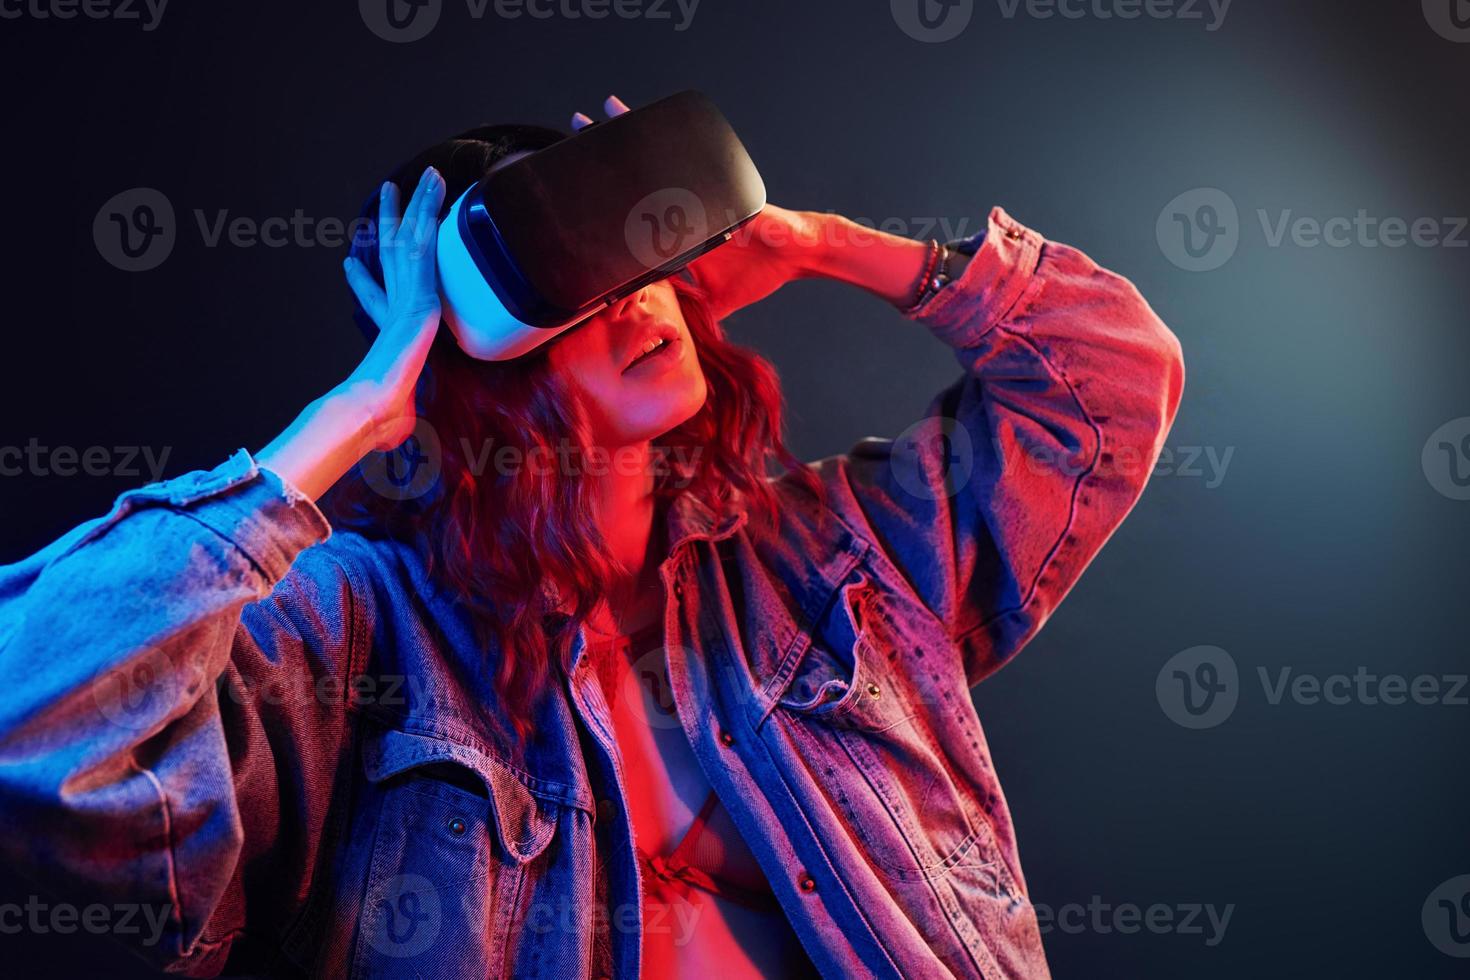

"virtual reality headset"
[436,90,766,361]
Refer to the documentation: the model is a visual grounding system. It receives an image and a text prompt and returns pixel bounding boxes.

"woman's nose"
[613,285,654,319]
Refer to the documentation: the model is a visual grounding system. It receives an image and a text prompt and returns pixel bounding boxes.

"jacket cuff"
[200,453,332,584]
[71,448,332,585]
[906,206,1044,349]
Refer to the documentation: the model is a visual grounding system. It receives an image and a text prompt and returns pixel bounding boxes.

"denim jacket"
[0,208,1183,979]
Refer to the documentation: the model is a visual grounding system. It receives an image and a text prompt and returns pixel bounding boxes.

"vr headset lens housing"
[436,90,767,361]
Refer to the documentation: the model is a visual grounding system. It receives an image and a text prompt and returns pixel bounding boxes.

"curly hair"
[323,123,819,741]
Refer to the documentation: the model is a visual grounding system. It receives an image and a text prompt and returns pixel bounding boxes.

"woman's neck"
[587,442,667,637]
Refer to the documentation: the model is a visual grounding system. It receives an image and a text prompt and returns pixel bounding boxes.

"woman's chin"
[620,370,708,446]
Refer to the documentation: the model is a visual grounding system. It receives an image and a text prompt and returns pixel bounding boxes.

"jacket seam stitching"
[127,756,189,962]
[276,548,364,968]
[752,724,904,978]
[953,308,1103,647]
[172,508,279,589]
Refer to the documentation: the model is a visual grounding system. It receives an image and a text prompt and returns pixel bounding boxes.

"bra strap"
[640,790,782,913]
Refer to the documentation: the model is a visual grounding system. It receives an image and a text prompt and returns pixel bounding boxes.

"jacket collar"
[665,488,749,551]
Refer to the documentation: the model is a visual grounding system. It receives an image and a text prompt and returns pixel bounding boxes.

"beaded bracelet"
[902,239,941,313]
[901,239,954,315]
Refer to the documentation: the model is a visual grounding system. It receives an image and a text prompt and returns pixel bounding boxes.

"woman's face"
[481,150,706,448]
[544,278,708,448]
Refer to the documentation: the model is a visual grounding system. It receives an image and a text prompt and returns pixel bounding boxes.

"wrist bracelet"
[901,240,952,314]
[902,239,941,313]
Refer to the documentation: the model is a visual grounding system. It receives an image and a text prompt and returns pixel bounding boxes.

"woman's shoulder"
[254,523,432,639]
[307,524,419,589]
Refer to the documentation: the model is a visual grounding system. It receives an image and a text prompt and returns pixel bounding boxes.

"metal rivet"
[1006,228,1022,240]
[798,873,817,893]
[866,683,882,699]
[719,730,735,747]
[447,816,467,836]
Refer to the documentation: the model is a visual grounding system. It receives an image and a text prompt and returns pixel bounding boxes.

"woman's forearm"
[803,213,972,308]
[256,385,380,501]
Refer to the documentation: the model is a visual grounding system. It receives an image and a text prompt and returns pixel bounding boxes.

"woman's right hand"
[256,166,446,501]
[340,166,446,451]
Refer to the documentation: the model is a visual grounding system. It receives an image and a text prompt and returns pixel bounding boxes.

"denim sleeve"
[817,206,1186,685]
[0,448,354,975]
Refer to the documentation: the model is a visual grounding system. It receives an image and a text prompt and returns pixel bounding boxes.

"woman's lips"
[623,335,683,375]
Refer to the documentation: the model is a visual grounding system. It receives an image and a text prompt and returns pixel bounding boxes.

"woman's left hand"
[572,95,830,321]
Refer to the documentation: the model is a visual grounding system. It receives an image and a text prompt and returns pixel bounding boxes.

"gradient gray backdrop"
[1,1,1466,976]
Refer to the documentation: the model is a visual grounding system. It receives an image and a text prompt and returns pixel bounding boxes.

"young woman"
[0,96,1183,979]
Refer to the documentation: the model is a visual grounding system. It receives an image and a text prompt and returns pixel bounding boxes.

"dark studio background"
[1,1,1467,977]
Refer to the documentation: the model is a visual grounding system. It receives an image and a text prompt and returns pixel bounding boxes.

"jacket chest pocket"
[775,570,1021,897]
[350,729,559,978]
